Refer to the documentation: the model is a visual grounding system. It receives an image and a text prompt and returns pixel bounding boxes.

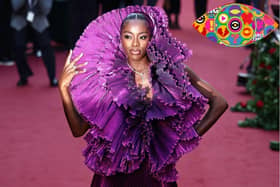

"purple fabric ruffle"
[70,5,208,182]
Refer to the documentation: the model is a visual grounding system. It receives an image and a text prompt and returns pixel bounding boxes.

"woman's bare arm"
[59,50,90,137]
[185,67,228,136]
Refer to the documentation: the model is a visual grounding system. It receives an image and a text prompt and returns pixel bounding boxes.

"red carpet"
[0,0,278,186]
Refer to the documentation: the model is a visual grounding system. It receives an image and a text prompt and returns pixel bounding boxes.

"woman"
[59,6,228,187]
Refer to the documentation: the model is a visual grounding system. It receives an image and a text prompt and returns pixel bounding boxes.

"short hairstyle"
[121,12,154,36]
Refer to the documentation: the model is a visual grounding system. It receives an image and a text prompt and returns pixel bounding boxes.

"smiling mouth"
[130,49,141,55]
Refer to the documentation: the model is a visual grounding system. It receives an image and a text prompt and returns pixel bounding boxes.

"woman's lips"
[130,49,141,55]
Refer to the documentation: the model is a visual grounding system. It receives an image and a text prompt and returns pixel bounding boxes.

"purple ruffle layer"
[70,6,208,182]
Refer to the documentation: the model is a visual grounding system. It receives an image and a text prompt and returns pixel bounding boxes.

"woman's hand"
[58,50,90,137]
[59,50,87,91]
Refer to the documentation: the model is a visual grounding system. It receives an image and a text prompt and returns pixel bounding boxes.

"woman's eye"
[124,35,131,39]
[140,35,148,40]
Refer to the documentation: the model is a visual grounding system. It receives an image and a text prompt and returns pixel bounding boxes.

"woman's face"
[121,20,151,62]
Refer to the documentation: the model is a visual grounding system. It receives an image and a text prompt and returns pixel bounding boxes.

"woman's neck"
[128,57,150,72]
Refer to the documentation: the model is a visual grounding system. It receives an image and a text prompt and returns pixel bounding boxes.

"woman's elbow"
[216,96,228,112]
[210,95,228,112]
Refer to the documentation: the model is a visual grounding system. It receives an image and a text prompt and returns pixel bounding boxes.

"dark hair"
[121,12,154,36]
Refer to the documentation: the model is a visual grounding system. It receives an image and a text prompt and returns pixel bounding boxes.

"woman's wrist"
[58,81,69,93]
[59,84,71,101]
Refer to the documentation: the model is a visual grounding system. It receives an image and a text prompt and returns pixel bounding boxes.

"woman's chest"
[134,73,153,100]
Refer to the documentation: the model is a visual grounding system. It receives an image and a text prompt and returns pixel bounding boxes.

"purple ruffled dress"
[70,5,208,187]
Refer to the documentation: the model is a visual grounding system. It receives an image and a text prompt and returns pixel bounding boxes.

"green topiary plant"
[231,34,279,131]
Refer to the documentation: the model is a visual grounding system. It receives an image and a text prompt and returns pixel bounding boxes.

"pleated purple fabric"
[70,5,208,183]
[91,160,178,187]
